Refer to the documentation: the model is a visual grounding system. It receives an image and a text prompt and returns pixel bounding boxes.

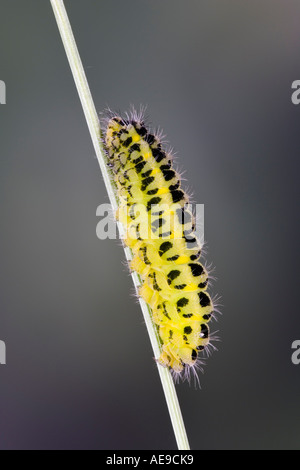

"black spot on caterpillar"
[104,110,217,382]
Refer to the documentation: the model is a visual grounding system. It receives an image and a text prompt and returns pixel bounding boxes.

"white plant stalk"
[50,0,190,450]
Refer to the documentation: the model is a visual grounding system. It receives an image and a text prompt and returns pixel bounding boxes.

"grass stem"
[50,0,190,450]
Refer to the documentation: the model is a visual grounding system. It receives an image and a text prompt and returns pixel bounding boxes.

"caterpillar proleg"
[104,111,216,381]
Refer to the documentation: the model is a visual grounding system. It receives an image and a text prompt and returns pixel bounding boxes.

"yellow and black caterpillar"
[104,113,215,378]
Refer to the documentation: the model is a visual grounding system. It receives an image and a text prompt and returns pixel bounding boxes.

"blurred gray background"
[0,0,299,450]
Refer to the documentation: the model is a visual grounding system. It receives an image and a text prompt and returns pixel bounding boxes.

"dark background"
[0,0,299,450]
